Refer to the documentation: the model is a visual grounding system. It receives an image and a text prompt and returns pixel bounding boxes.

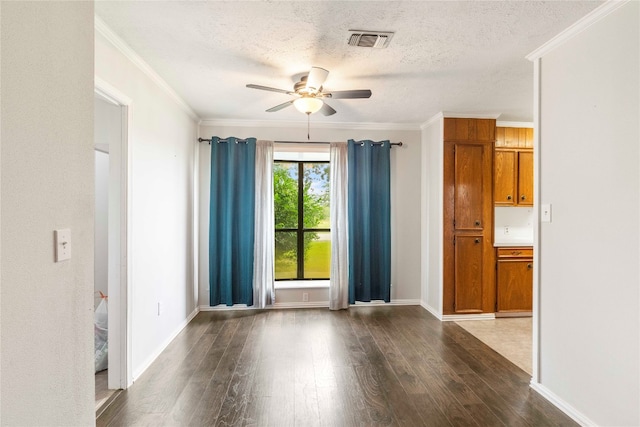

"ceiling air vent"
[347,30,394,49]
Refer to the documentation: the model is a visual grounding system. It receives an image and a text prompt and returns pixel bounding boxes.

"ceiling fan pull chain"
[307,112,311,140]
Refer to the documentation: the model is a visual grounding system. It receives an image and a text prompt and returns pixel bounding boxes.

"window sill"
[274,280,330,290]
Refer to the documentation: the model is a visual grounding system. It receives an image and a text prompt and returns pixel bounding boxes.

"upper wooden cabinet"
[517,151,533,205]
[444,118,495,142]
[494,127,534,206]
[496,127,533,148]
[443,118,495,315]
[494,150,517,204]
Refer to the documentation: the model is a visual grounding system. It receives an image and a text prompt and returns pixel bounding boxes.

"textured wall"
[537,2,639,424]
[95,30,198,379]
[421,115,444,315]
[1,2,95,424]
[197,124,422,306]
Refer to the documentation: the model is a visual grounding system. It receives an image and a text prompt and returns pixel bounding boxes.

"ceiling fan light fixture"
[293,97,323,115]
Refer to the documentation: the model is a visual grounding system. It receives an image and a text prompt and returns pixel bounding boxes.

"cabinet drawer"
[497,247,533,258]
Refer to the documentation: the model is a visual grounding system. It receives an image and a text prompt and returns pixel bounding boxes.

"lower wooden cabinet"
[496,247,533,313]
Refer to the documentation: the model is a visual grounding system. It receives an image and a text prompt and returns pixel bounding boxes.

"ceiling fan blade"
[305,67,329,93]
[319,102,337,116]
[266,99,295,112]
[246,84,294,95]
[326,89,372,99]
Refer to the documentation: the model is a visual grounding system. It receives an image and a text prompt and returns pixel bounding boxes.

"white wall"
[198,123,422,306]
[95,29,198,378]
[0,2,95,424]
[420,115,444,317]
[534,2,639,425]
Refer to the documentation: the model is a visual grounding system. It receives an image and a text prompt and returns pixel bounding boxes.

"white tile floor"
[455,317,532,375]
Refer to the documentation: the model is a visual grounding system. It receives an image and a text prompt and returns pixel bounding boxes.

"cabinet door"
[454,144,485,230]
[517,151,534,205]
[504,128,519,147]
[454,235,484,313]
[494,150,516,206]
[497,260,533,312]
[443,132,495,315]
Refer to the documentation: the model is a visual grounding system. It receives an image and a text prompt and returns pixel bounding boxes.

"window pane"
[275,231,297,279]
[303,163,330,229]
[304,231,331,279]
[274,162,298,229]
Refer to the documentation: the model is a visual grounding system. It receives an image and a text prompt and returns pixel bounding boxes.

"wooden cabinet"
[494,127,533,206]
[495,127,533,148]
[496,247,533,314]
[443,118,495,315]
[517,151,533,205]
[494,150,516,204]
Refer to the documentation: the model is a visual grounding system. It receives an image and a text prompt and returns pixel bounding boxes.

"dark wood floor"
[97,306,576,426]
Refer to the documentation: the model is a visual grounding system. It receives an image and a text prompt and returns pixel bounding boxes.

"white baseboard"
[199,299,421,311]
[272,301,329,309]
[132,306,199,381]
[442,313,496,322]
[352,299,421,306]
[387,299,421,306]
[420,301,443,320]
[200,302,330,310]
[530,381,596,426]
[199,304,254,311]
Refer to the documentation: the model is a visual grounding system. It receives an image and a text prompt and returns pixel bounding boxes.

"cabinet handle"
[511,251,521,256]
[475,238,480,244]
[475,220,481,226]
[527,263,532,269]
[521,195,526,200]
[507,195,512,200]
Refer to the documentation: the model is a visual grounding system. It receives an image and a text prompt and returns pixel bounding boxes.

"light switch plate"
[541,204,552,223]
[55,229,71,262]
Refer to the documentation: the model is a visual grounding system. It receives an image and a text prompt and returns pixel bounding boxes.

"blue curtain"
[347,139,391,303]
[209,137,256,306]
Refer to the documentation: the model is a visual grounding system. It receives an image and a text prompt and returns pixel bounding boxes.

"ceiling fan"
[246,67,372,116]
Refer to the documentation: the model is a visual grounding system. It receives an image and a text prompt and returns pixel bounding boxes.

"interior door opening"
[93,88,130,413]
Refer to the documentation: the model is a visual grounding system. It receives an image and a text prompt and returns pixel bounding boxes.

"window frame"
[274,159,330,281]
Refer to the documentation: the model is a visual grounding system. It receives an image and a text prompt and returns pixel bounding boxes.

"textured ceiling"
[96,1,602,125]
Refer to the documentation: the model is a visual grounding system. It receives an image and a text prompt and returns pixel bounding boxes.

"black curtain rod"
[197,138,402,147]
[197,137,249,144]
[275,140,402,147]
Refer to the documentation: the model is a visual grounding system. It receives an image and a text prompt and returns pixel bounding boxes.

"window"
[274,161,330,280]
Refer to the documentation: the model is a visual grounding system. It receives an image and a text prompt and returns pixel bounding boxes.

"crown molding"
[526,0,630,61]
[95,15,199,121]
[496,121,534,128]
[442,111,502,119]
[199,118,421,131]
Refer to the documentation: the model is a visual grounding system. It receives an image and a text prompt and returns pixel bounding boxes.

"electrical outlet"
[302,292,309,302]
[504,226,510,235]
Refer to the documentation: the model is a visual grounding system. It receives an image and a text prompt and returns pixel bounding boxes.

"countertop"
[493,240,533,248]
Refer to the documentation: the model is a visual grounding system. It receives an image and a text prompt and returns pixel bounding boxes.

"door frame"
[95,77,133,389]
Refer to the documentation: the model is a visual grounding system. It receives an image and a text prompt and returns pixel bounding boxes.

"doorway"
[94,82,131,412]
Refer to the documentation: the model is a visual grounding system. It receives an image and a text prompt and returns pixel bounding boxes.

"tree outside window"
[274,161,330,279]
